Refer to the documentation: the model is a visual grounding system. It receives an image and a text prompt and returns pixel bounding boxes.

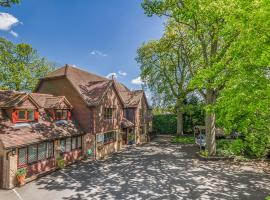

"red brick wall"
[36,78,94,134]
[95,85,123,133]
[62,149,83,164]
[26,158,56,177]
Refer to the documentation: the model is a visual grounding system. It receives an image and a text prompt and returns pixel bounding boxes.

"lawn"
[171,135,195,144]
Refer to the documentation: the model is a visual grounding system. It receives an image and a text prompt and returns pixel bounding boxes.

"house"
[0,90,84,189]
[35,65,152,159]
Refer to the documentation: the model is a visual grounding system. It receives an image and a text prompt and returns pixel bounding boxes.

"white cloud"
[106,70,127,79]
[131,76,143,85]
[0,12,20,37]
[106,72,118,79]
[90,50,108,57]
[118,70,127,76]
[9,30,18,37]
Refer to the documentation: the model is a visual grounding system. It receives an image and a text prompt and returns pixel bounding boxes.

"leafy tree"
[136,22,194,135]
[0,0,20,7]
[0,38,55,91]
[141,0,269,155]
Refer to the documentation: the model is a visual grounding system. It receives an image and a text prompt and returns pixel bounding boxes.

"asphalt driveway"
[1,136,270,200]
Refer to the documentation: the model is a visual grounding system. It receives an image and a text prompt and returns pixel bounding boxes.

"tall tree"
[215,0,270,155]
[137,22,194,135]
[141,0,250,155]
[0,38,55,91]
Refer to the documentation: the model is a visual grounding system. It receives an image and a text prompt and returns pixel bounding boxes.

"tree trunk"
[176,111,184,136]
[205,89,217,155]
[205,112,216,155]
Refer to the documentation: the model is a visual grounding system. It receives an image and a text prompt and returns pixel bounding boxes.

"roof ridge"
[64,64,108,80]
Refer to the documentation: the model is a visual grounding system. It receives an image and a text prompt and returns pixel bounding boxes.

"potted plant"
[16,168,27,186]
[56,157,65,169]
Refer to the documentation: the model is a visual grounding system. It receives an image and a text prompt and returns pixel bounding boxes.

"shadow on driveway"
[7,137,270,200]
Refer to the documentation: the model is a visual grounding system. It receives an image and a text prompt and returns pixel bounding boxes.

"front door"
[122,129,128,145]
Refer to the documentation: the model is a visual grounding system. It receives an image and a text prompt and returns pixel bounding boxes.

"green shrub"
[153,114,177,134]
[200,150,209,157]
[230,139,245,155]
[56,157,65,169]
[244,132,270,158]
[216,139,244,157]
[216,134,270,159]
[265,195,270,200]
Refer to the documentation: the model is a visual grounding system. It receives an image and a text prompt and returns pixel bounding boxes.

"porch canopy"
[120,118,134,129]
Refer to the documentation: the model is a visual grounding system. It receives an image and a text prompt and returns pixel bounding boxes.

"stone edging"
[196,152,270,162]
[196,152,234,161]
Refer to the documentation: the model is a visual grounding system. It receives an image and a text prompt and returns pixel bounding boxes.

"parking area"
[1,136,270,200]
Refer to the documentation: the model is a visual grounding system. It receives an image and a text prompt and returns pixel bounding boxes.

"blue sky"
[0,0,164,90]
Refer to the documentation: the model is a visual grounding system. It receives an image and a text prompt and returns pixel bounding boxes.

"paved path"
[1,136,270,200]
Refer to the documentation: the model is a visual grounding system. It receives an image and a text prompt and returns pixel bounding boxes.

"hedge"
[153,113,203,134]
[153,114,177,134]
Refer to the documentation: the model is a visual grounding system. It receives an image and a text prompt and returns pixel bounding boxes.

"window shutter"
[68,111,71,120]
[34,110,39,121]
[52,110,56,120]
[11,110,18,124]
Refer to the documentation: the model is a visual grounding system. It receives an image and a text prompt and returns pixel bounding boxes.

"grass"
[171,135,195,144]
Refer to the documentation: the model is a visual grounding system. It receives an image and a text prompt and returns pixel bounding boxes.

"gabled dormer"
[43,96,73,121]
[0,91,41,124]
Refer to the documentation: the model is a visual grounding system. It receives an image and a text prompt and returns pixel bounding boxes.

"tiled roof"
[0,90,80,149]
[0,90,27,108]
[30,93,53,107]
[78,80,112,105]
[43,65,147,108]
[0,120,83,149]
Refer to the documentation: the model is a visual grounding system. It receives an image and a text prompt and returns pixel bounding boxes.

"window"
[17,141,55,168]
[97,133,104,143]
[60,137,82,152]
[18,110,26,120]
[55,110,69,120]
[66,138,71,152]
[104,108,113,120]
[77,136,82,148]
[38,142,47,160]
[17,110,35,122]
[60,139,66,152]
[28,144,38,163]
[104,132,115,144]
[71,137,77,150]
[18,148,27,167]
[47,141,54,158]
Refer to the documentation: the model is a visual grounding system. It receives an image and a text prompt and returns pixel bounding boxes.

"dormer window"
[12,109,39,123]
[54,109,70,120]
[18,110,34,121]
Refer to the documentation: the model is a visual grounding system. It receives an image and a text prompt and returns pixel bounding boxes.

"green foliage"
[171,136,194,144]
[217,136,270,158]
[16,168,27,177]
[0,0,20,7]
[56,157,65,169]
[153,109,203,134]
[265,196,270,200]
[0,38,56,91]
[244,132,270,158]
[141,0,270,155]
[200,150,209,157]
[153,114,177,134]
